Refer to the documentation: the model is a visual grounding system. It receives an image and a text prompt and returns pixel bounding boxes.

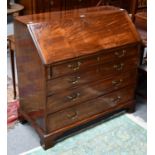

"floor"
[7,14,147,155]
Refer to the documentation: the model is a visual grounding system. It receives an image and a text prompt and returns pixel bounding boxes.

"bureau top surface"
[15,6,141,65]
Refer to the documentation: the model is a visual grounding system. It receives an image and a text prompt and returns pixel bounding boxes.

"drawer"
[47,71,137,113]
[98,56,139,75]
[47,86,135,132]
[97,46,138,64]
[49,56,98,79]
[47,46,139,79]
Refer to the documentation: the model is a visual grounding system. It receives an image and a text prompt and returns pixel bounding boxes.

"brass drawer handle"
[67,92,80,101]
[68,62,81,71]
[112,79,123,86]
[111,96,121,103]
[113,63,124,71]
[115,50,126,58]
[67,111,78,120]
[68,76,80,85]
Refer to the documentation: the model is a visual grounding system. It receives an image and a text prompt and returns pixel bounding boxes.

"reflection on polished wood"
[14,6,141,149]
[15,6,140,65]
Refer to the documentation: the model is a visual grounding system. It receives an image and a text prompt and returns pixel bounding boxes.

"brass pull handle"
[113,63,124,71]
[115,50,126,58]
[68,76,80,85]
[111,96,121,103]
[67,92,80,101]
[67,111,78,120]
[68,62,81,71]
[112,79,123,86]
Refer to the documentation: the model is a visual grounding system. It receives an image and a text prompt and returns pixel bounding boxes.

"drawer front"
[98,56,139,75]
[47,71,137,113]
[97,46,138,64]
[50,56,98,79]
[47,87,135,132]
[48,46,139,79]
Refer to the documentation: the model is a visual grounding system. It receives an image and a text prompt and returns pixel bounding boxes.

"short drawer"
[47,71,137,113]
[98,56,139,75]
[97,46,138,63]
[47,86,135,132]
[49,56,98,79]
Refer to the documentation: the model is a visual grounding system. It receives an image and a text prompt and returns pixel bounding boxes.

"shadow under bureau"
[14,6,141,149]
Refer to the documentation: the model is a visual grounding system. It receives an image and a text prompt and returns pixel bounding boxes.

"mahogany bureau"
[14,6,141,149]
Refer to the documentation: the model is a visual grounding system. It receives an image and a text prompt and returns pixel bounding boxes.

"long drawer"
[48,46,138,79]
[47,86,135,132]
[47,57,138,94]
[47,71,137,113]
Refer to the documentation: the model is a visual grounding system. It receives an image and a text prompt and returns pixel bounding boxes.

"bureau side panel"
[14,20,46,130]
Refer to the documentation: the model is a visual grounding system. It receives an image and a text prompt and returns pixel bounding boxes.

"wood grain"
[14,6,140,149]
[47,71,137,114]
[15,6,140,65]
[47,86,135,132]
